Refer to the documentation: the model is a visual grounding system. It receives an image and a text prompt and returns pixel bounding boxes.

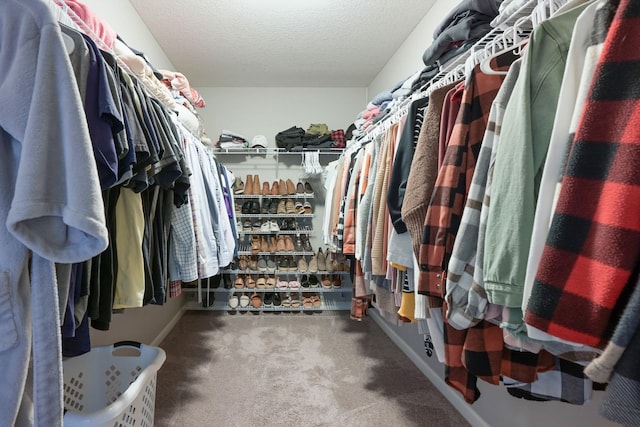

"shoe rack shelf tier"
[183,286,349,294]
[220,269,351,275]
[238,230,313,235]
[238,215,314,219]
[184,293,352,312]
[237,251,315,256]
[234,194,315,199]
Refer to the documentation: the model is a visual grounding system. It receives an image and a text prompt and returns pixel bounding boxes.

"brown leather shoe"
[286,179,296,195]
[284,236,295,252]
[260,236,269,253]
[262,181,270,196]
[276,235,286,252]
[278,179,287,196]
[350,298,364,321]
[271,180,279,195]
[251,235,260,254]
[245,174,253,196]
[252,175,260,195]
[269,236,278,252]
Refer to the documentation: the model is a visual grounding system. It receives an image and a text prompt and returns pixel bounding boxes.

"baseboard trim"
[369,308,489,427]
[151,307,186,347]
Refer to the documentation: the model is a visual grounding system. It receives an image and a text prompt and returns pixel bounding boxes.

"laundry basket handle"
[113,340,142,349]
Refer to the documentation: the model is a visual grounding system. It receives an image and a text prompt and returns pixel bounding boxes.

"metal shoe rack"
[184,190,352,313]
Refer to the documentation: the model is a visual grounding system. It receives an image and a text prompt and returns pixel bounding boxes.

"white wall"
[196,86,366,144]
[80,0,185,347]
[366,1,619,426]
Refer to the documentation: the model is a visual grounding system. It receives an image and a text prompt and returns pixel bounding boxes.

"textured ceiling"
[129,0,437,87]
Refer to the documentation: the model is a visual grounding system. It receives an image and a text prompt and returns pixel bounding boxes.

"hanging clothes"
[445,58,523,330]
[0,1,109,425]
[525,0,640,349]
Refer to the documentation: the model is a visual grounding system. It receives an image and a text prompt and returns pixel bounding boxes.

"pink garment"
[362,106,381,121]
[63,0,117,49]
[160,69,206,108]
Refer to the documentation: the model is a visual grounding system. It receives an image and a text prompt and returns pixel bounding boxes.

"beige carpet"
[155,311,470,427]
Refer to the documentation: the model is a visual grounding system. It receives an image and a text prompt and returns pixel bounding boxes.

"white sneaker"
[270,221,280,232]
[260,221,271,232]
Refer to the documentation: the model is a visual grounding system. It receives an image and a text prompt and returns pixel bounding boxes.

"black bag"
[275,126,305,151]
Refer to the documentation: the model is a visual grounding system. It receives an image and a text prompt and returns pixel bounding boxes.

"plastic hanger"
[479,15,530,75]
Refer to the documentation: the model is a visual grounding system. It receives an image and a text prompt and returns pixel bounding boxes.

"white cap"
[251,134,268,148]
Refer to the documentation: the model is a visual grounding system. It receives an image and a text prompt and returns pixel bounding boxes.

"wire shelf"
[234,194,315,199]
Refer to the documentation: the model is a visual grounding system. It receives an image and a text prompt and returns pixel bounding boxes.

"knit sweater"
[371,125,398,276]
[402,81,460,259]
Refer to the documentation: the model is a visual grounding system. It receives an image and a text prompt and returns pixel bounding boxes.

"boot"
[284,236,295,252]
[269,236,278,253]
[271,180,279,195]
[278,179,287,196]
[252,175,260,195]
[317,248,326,271]
[350,298,364,321]
[251,235,260,254]
[260,236,270,253]
[245,174,253,196]
[262,181,270,196]
[286,179,296,195]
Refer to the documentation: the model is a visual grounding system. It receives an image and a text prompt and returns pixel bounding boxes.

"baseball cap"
[251,135,268,148]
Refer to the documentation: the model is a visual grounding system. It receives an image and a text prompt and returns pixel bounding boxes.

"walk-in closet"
[2,0,638,426]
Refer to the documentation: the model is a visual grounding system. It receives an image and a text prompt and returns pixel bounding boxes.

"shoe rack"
[184,175,352,313]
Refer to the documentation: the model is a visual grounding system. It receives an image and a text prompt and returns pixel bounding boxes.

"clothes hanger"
[479,15,531,75]
[314,151,322,174]
[46,0,77,54]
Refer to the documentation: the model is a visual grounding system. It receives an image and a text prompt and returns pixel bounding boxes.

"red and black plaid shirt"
[418,53,516,299]
[526,0,640,348]
[331,129,345,148]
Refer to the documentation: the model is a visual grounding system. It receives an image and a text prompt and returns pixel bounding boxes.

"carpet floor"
[155,311,470,427]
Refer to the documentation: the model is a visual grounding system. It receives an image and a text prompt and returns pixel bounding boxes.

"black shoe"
[263,293,274,307]
[308,275,320,288]
[301,274,310,288]
[223,274,233,289]
[208,275,221,288]
[269,201,278,214]
[278,257,290,271]
[242,202,251,214]
[250,201,260,214]
[261,199,270,214]
[272,292,282,307]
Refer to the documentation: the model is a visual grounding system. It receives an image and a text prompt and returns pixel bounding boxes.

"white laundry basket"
[62,341,166,427]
